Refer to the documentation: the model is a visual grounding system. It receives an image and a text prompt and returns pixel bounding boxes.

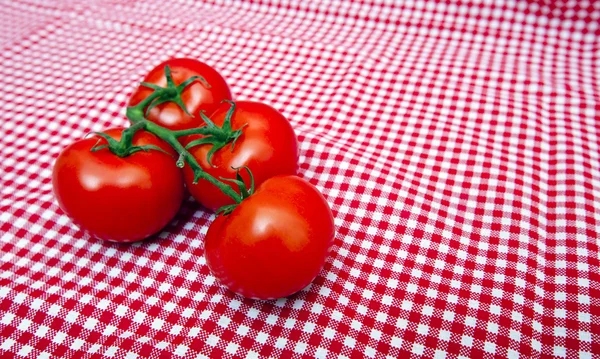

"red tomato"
[183,101,298,212]
[52,128,184,242]
[204,175,335,299]
[128,58,232,131]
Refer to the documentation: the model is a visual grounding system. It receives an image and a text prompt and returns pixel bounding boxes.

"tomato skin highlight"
[204,175,335,300]
[184,101,298,212]
[128,58,232,131]
[52,128,185,242]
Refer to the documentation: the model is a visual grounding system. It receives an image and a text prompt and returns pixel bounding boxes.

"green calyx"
[108,65,252,206]
[185,100,247,166]
[89,123,171,158]
[216,166,255,215]
[139,65,210,118]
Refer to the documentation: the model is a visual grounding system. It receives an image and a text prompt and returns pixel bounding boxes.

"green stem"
[126,107,145,125]
[172,127,211,137]
[127,91,163,124]
[120,121,146,147]
[126,103,242,204]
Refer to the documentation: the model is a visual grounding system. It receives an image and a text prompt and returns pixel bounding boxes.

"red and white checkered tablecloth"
[1,0,599,358]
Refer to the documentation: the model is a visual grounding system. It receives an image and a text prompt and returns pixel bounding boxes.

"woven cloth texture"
[1,1,599,358]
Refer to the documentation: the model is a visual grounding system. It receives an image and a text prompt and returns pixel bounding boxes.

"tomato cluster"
[52,59,335,299]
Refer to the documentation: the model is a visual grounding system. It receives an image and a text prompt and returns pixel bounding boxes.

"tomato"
[52,128,185,242]
[183,101,298,212]
[204,175,335,299]
[128,58,232,131]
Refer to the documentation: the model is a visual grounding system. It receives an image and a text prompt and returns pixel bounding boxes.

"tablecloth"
[1,0,599,358]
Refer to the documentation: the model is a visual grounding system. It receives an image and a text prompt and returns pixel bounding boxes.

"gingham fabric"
[1,0,599,358]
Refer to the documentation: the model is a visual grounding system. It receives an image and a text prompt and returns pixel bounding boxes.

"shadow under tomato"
[82,194,212,247]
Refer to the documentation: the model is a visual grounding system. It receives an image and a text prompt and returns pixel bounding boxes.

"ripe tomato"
[204,175,335,299]
[128,58,232,131]
[183,101,298,212]
[52,128,185,242]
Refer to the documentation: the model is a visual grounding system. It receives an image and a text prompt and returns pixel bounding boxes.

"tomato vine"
[113,65,247,208]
